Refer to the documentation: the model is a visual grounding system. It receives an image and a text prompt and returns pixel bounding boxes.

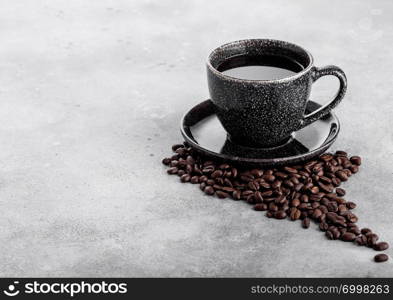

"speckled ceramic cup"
[207,39,347,147]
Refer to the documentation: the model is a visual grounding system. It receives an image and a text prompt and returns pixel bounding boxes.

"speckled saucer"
[181,100,340,167]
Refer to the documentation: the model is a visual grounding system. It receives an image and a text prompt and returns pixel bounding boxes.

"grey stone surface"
[0,0,392,277]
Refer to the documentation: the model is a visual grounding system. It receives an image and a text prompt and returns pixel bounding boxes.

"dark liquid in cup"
[217,55,304,80]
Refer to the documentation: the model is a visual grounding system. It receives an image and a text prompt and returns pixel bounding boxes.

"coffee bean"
[367,233,379,246]
[177,169,186,176]
[361,228,372,235]
[350,156,362,166]
[206,179,215,186]
[355,235,367,246]
[346,202,356,209]
[331,177,341,186]
[374,254,388,263]
[274,210,287,219]
[318,182,334,193]
[335,150,347,156]
[290,208,301,220]
[302,218,310,229]
[219,163,231,170]
[216,190,229,199]
[171,144,184,152]
[254,191,263,203]
[336,170,348,181]
[326,230,335,240]
[373,242,389,251]
[167,167,178,174]
[350,165,359,174]
[251,169,264,177]
[341,232,356,242]
[232,190,241,200]
[204,186,215,195]
[190,176,199,184]
[211,170,223,179]
[319,222,329,231]
[248,181,259,191]
[284,166,298,174]
[336,187,346,196]
[162,158,171,165]
[275,172,288,179]
[312,209,322,219]
[254,203,267,211]
[348,226,361,236]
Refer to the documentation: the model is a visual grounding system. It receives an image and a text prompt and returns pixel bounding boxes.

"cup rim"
[206,39,314,83]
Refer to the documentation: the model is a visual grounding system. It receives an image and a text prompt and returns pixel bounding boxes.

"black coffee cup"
[206,39,347,147]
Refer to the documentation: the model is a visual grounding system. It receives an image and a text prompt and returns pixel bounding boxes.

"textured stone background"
[0,0,392,277]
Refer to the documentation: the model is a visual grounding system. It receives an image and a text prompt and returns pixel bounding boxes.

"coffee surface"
[218,54,303,80]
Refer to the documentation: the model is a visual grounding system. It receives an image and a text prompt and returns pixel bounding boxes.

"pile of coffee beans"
[162,142,389,263]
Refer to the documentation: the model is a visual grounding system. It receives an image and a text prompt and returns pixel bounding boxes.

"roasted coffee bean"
[240,174,254,182]
[251,169,264,177]
[361,228,372,235]
[348,226,361,236]
[177,169,186,176]
[254,191,263,203]
[341,232,356,242]
[206,179,215,186]
[312,209,322,219]
[190,176,199,184]
[373,242,389,251]
[216,190,229,199]
[336,170,348,181]
[350,165,359,173]
[284,166,298,174]
[211,170,223,179]
[300,194,309,203]
[319,222,329,231]
[266,211,273,218]
[254,203,267,211]
[170,160,179,167]
[204,186,215,195]
[167,167,178,174]
[219,163,231,170]
[162,157,171,165]
[171,144,184,152]
[263,174,275,182]
[355,235,367,246]
[331,177,341,186]
[232,190,241,200]
[367,233,379,246]
[346,202,356,209]
[269,203,278,212]
[275,172,288,179]
[291,198,300,207]
[346,213,358,223]
[318,182,334,193]
[374,254,389,263]
[248,181,259,191]
[302,218,310,229]
[274,210,287,219]
[200,182,206,191]
[350,156,362,166]
[186,164,193,174]
[326,230,334,239]
[290,208,301,220]
[335,187,346,196]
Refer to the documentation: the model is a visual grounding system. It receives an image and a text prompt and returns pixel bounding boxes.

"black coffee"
[217,55,304,80]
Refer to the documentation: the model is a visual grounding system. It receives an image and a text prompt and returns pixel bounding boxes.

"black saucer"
[181,100,340,167]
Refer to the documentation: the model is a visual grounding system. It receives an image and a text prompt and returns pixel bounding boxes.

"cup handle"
[300,65,347,128]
